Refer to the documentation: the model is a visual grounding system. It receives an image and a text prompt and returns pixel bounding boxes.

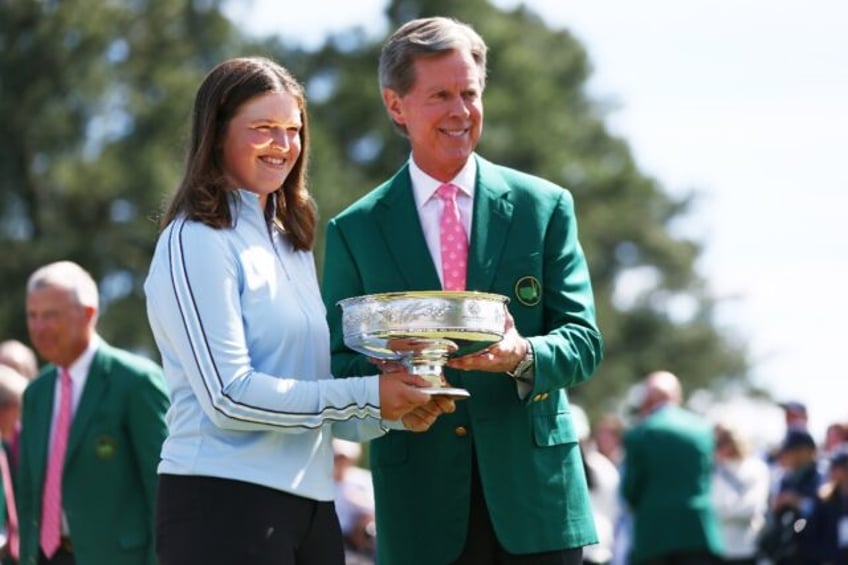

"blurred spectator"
[610,485,633,565]
[779,401,808,431]
[818,422,848,477]
[799,446,848,564]
[822,422,848,456]
[0,340,37,381]
[594,412,625,467]
[758,428,823,564]
[333,439,376,564]
[608,392,640,565]
[0,367,26,443]
[572,405,621,565]
[711,421,771,565]
[765,401,810,524]
[620,370,722,565]
[0,365,26,562]
[773,430,822,515]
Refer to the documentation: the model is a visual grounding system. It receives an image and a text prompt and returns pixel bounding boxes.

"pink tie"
[436,183,468,291]
[40,368,72,558]
[0,448,18,560]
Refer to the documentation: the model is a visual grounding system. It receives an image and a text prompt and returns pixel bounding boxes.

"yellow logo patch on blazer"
[514,276,541,306]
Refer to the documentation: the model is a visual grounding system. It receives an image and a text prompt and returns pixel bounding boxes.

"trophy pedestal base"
[419,386,470,399]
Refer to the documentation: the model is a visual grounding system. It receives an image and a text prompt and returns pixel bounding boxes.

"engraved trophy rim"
[338,290,510,399]
[337,289,510,307]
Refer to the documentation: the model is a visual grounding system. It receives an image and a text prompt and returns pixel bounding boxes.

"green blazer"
[323,156,604,564]
[16,341,169,565]
[621,404,723,564]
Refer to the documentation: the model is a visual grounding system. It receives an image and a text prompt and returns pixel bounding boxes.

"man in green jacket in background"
[323,16,603,565]
[18,261,168,565]
[621,371,723,565]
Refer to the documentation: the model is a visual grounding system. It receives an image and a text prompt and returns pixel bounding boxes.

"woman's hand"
[377,371,456,431]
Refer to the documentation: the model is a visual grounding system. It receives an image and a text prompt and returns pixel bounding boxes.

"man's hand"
[447,310,529,373]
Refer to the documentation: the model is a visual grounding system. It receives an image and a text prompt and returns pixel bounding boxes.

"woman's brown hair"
[160,57,316,250]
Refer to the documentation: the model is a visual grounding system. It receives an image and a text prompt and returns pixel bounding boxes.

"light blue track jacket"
[144,189,385,501]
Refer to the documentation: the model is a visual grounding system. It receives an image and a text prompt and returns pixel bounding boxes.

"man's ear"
[382,88,405,125]
[83,305,98,327]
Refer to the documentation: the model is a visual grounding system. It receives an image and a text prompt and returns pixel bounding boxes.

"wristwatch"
[507,340,534,379]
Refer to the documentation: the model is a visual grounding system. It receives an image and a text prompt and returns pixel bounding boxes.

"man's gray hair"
[379,16,488,96]
[27,260,99,309]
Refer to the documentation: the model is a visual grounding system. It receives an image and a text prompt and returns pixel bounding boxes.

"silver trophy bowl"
[338,291,509,398]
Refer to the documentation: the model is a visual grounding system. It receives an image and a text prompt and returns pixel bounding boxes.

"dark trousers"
[452,452,583,565]
[156,474,344,565]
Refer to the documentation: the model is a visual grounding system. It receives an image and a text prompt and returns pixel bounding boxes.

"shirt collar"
[64,333,100,382]
[409,155,477,205]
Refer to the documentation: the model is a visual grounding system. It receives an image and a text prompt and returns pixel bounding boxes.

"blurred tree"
[0,0,242,355]
[0,0,749,421]
[278,0,750,416]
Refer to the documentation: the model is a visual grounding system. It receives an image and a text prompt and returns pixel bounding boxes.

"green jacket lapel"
[468,157,513,292]
[65,345,110,466]
[27,371,56,488]
[375,165,441,290]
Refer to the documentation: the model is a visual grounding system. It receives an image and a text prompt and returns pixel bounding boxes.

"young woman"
[144,56,450,565]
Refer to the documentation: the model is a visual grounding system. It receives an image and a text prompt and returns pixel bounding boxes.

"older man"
[18,261,168,565]
[323,16,603,565]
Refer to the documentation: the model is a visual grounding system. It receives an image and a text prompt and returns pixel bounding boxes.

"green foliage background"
[0,0,750,419]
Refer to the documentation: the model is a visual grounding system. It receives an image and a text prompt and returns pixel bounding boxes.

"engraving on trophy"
[338,291,509,398]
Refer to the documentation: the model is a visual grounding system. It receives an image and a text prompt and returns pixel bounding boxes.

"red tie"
[40,368,72,558]
[436,183,468,291]
[0,448,18,560]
